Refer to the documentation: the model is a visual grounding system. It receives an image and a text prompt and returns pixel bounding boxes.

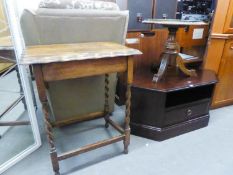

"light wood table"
[21,42,141,175]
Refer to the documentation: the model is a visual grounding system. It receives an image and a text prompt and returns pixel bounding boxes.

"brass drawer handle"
[187,109,192,117]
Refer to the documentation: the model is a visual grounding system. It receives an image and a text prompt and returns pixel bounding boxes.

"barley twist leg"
[104,74,110,128]
[124,84,131,154]
[42,102,60,175]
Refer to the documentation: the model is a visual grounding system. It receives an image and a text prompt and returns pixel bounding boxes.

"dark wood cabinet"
[130,70,217,141]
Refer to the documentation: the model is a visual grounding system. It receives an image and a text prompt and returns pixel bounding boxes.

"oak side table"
[20,42,141,174]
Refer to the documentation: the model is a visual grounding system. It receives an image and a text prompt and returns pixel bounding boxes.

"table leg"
[42,102,60,175]
[124,57,133,154]
[124,84,131,154]
[152,54,169,82]
[176,55,197,77]
[33,65,60,175]
[15,66,27,110]
[104,74,110,128]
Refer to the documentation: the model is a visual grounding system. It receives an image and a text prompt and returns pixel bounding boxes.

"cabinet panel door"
[213,39,233,106]
[154,0,177,19]
[128,0,154,30]
[224,0,233,33]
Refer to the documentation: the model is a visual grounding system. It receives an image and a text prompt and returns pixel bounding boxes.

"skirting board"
[130,115,209,141]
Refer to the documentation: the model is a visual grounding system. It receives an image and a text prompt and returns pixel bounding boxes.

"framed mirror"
[0,0,41,173]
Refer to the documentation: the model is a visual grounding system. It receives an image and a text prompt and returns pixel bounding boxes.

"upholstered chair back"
[21,3,128,45]
[20,1,129,121]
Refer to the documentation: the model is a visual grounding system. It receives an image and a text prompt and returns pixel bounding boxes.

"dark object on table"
[130,69,217,141]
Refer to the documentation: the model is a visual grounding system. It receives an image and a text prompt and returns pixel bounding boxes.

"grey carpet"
[0,111,34,165]
[0,71,34,165]
[3,104,233,175]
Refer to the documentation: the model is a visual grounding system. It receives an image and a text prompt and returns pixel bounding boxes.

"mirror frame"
[0,0,41,173]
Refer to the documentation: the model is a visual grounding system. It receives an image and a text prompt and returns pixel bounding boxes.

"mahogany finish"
[130,69,217,141]
[133,69,217,92]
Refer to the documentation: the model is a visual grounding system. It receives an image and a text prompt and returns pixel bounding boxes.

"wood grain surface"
[21,42,142,65]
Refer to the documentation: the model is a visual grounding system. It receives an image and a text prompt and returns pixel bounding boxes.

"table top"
[143,19,208,26]
[21,42,142,65]
[132,69,217,92]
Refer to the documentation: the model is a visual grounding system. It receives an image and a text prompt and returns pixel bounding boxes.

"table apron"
[36,57,128,82]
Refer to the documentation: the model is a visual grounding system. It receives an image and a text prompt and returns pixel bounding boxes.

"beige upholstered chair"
[20,1,129,124]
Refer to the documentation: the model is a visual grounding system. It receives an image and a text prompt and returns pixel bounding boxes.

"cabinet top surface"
[132,69,217,92]
[143,19,208,26]
[20,42,142,65]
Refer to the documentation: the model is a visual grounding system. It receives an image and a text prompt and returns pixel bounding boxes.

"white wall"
[15,0,127,14]
[116,0,127,10]
[15,0,40,16]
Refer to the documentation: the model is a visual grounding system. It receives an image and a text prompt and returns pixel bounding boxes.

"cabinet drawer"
[164,100,210,126]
